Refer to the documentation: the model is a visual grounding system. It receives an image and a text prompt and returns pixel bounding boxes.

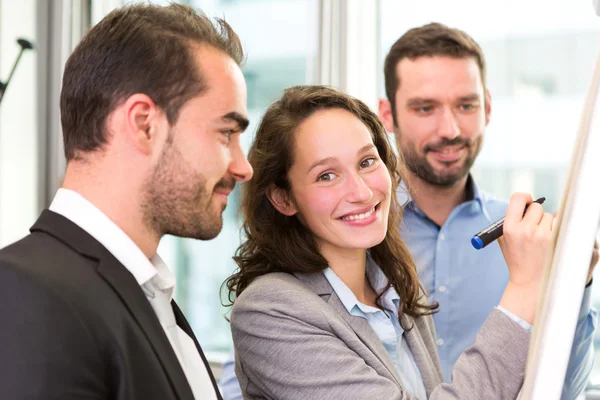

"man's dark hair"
[60,3,244,161]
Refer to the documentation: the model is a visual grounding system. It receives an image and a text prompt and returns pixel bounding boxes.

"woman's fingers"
[538,212,554,233]
[501,192,552,287]
[522,203,544,226]
[504,192,533,226]
[499,193,553,325]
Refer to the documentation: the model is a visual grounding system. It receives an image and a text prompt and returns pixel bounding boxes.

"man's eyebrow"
[455,93,481,102]
[222,112,250,132]
[406,94,481,107]
[406,97,438,107]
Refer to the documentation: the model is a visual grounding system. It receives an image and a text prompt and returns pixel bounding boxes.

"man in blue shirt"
[377,22,597,398]
[221,22,597,399]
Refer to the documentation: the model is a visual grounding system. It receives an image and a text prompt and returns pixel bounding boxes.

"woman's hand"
[498,192,555,325]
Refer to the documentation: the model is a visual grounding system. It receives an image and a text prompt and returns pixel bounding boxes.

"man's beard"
[399,133,482,187]
[141,134,236,240]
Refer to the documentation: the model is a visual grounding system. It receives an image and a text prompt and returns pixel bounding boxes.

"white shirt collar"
[49,188,162,287]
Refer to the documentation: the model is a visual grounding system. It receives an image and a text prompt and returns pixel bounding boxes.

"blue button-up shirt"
[399,176,596,399]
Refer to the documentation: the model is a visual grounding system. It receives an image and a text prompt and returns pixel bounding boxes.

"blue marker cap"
[471,236,484,250]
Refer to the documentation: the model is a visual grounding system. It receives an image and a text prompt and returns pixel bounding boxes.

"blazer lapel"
[401,314,444,397]
[172,301,223,400]
[295,271,403,389]
[97,258,195,400]
[31,210,195,400]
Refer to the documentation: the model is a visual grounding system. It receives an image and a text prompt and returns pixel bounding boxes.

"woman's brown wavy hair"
[225,85,437,327]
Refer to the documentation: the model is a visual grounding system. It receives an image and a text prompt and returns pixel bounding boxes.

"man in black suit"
[0,3,253,399]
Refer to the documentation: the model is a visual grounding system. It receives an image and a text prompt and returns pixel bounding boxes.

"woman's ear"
[266,184,298,216]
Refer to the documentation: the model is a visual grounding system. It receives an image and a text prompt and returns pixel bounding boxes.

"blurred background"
[1,0,600,396]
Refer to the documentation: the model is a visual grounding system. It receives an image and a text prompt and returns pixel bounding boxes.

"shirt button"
[439,233,446,241]
[438,285,447,293]
[437,338,444,346]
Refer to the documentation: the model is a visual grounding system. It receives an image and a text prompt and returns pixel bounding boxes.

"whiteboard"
[519,45,600,399]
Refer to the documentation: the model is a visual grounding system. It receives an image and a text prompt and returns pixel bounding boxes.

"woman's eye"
[317,172,335,182]
[360,157,375,169]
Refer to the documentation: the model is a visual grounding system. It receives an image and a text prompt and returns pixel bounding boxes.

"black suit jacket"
[0,210,222,399]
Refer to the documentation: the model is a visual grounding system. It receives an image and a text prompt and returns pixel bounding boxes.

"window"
[0,0,38,247]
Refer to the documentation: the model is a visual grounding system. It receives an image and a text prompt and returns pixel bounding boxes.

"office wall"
[0,0,38,247]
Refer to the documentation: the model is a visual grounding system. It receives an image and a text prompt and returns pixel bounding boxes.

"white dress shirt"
[49,188,217,400]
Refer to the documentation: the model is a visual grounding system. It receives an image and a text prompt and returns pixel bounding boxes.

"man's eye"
[221,129,235,143]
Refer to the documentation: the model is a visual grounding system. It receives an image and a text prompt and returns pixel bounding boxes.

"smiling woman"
[276,108,392,254]
[225,85,429,322]
[225,85,556,399]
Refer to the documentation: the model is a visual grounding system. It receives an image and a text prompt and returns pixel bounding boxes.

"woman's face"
[280,108,392,257]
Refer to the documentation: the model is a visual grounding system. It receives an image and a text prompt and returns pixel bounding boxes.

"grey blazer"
[231,271,530,400]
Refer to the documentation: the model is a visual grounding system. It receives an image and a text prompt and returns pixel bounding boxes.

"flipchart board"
[519,46,600,399]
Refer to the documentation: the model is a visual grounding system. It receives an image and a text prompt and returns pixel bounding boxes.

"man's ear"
[120,93,166,155]
[378,98,396,133]
[266,184,298,216]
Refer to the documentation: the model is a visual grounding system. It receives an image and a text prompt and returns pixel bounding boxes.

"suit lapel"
[401,314,444,397]
[97,258,195,400]
[31,210,195,400]
[329,291,404,387]
[295,271,403,388]
[172,301,223,400]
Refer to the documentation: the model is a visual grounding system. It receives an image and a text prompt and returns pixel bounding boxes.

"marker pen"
[471,197,546,250]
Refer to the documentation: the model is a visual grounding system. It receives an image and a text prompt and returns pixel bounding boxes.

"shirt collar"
[144,255,177,301]
[323,267,360,315]
[322,256,400,316]
[49,188,161,286]
[399,174,489,217]
[468,174,485,206]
